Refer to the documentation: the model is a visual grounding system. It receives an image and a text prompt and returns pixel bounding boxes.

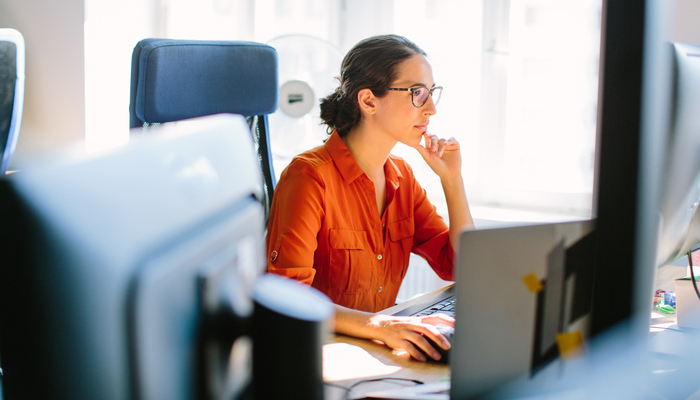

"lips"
[415,122,429,132]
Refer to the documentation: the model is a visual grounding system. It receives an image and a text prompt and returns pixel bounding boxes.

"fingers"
[422,133,440,154]
[374,314,455,362]
[422,133,458,158]
[421,313,455,328]
[404,336,436,362]
[420,323,452,353]
[395,321,452,362]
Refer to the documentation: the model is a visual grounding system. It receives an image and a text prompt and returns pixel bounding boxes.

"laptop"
[370,219,596,399]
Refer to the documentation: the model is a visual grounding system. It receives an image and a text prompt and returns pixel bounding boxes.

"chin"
[400,136,422,148]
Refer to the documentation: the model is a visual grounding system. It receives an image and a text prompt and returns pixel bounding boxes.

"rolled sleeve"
[266,159,325,285]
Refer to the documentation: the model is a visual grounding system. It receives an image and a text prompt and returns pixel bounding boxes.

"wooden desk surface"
[323,285,452,400]
[321,266,699,399]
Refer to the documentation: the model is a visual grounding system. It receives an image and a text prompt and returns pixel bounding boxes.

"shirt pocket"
[387,217,415,283]
[328,228,370,294]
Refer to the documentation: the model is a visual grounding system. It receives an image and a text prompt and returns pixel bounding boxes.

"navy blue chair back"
[129,39,279,220]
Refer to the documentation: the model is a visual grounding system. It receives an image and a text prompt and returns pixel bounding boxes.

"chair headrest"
[130,39,278,127]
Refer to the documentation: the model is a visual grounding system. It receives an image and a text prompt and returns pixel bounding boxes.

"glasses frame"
[386,85,443,108]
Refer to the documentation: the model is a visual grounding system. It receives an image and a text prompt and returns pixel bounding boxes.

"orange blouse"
[266,131,454,312]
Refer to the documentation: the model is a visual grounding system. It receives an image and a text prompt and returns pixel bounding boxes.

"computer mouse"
[419,324,454,364]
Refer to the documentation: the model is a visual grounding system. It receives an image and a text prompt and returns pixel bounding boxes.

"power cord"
[325,377,424,400]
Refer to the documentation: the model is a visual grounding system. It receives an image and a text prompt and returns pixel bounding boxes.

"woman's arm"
[332,304,454,362]
[266,160,324,282]
[412,133,474,250]
[441,173,473,251]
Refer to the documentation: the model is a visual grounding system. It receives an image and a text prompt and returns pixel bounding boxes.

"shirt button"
[382,223,385,228]
[377,254,383,260]
[270,250,278,262]
[378,286,383,293]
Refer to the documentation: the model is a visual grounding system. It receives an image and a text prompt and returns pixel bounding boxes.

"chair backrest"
[129,39,279,221]
[0,28,25,174]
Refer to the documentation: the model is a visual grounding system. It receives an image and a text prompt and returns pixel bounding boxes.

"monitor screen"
[656,42,700,265]
[591,0,700,338]
[0,114,266,399]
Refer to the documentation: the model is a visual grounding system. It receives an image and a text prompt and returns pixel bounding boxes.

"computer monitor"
[656,42,700,265]
[0,28,25,174]
[0,114,266,399]
[591,0,700,339]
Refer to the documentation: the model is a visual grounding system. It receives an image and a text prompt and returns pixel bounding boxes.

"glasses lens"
[412,87,429,107]
[432,86,442,107]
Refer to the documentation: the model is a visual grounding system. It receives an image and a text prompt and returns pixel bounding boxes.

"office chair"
[0,28,25,175]
[129,39,279,220]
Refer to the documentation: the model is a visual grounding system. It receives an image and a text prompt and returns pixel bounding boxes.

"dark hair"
[319,35,426,137]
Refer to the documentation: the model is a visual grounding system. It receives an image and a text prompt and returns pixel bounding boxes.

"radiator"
[396,254,452,304]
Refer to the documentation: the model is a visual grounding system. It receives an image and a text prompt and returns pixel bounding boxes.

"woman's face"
[374,54,437,147]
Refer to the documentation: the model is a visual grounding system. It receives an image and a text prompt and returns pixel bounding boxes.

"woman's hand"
[411,132,462,181]
[366,313,454,362]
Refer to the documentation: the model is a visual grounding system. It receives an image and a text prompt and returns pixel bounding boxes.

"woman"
[266,34,474,362]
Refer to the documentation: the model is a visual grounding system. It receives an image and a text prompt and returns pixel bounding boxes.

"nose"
[423,95,437,116]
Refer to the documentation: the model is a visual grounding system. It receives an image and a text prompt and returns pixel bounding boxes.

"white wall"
[0,0,85,161]
[674,0,700,43]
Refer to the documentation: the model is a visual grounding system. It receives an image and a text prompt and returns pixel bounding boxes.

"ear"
[357,88,377,116]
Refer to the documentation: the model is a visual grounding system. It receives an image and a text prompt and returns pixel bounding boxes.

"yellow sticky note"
[556,331,585,360]
[522,273,543,293]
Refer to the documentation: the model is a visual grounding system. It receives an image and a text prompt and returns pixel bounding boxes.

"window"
[85,0,601,218]
[472,0,601,219]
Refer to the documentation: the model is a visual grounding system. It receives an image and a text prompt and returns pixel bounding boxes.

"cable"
[324,377,424,400]
[687,250,700,301]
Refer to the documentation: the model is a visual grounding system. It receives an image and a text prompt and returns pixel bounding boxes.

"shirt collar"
[385,156,402,190]
[325,131,365,183]
[325,131,404,187]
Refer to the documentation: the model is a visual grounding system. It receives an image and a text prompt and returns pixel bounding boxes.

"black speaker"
[252,274,333,400]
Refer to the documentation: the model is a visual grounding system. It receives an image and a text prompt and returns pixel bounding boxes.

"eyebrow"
[408,82,436,89]
[392,81,436,89]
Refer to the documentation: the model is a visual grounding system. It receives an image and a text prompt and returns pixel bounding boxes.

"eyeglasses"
[386,85,443,108]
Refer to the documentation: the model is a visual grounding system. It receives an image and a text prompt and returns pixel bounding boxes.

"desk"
[321,268,700,400]
[323,286,452,400]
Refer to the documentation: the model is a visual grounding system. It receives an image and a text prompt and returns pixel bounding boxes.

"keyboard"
[411,295,456,318]
[394,286,457,317]
[392,285,455,317]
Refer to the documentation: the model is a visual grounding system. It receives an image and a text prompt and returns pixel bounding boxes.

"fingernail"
[392,349,408,357]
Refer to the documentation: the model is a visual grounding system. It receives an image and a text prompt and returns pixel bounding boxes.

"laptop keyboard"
[411,295,456,318]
